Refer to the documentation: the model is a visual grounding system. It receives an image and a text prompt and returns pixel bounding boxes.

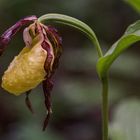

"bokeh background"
[0,0,140,140]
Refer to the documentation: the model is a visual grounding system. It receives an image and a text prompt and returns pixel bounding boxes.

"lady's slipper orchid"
[0,16,62,130]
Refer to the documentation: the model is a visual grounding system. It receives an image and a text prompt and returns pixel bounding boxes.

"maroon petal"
[42,41,54,77]
[0,15,37,56]
[42,79,53,131]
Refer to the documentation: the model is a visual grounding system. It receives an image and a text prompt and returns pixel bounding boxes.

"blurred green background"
[0,0,140,140]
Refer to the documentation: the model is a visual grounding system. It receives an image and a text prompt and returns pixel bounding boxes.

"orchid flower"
[0,15,62,130]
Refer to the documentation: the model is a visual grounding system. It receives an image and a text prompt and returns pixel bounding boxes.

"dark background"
[0,0,140,140]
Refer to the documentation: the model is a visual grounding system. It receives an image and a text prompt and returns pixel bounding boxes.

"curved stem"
[101,76,109,140]
[39,13,108,140]
[38,13,103,58]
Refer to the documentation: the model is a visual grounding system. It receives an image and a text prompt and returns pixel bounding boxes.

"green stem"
[39,13,108,140]
[38,13,103,58]
[101,76,109,140]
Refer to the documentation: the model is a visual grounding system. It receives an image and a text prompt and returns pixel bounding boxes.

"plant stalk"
[101,76,109,140]
[38,13,103,58]
[39,13,109,140]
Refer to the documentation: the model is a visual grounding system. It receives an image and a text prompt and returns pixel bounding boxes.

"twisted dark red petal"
[42,79,53,131]
[0,15,37,56]
[42,41,53,77]
[46,26,62,73]
[32,23,62,130]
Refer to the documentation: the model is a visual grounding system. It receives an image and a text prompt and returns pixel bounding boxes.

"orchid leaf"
[97,20,140,78]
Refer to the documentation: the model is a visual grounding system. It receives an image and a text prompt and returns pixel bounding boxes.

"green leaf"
[97,20,140,78]
[124,0,140,13]
[109,98,140,140]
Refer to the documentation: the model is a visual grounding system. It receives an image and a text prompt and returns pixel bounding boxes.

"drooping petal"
[39,25,62,130]
[42,79,53,131]
[0,15,37,55]
[41,25,62,77]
